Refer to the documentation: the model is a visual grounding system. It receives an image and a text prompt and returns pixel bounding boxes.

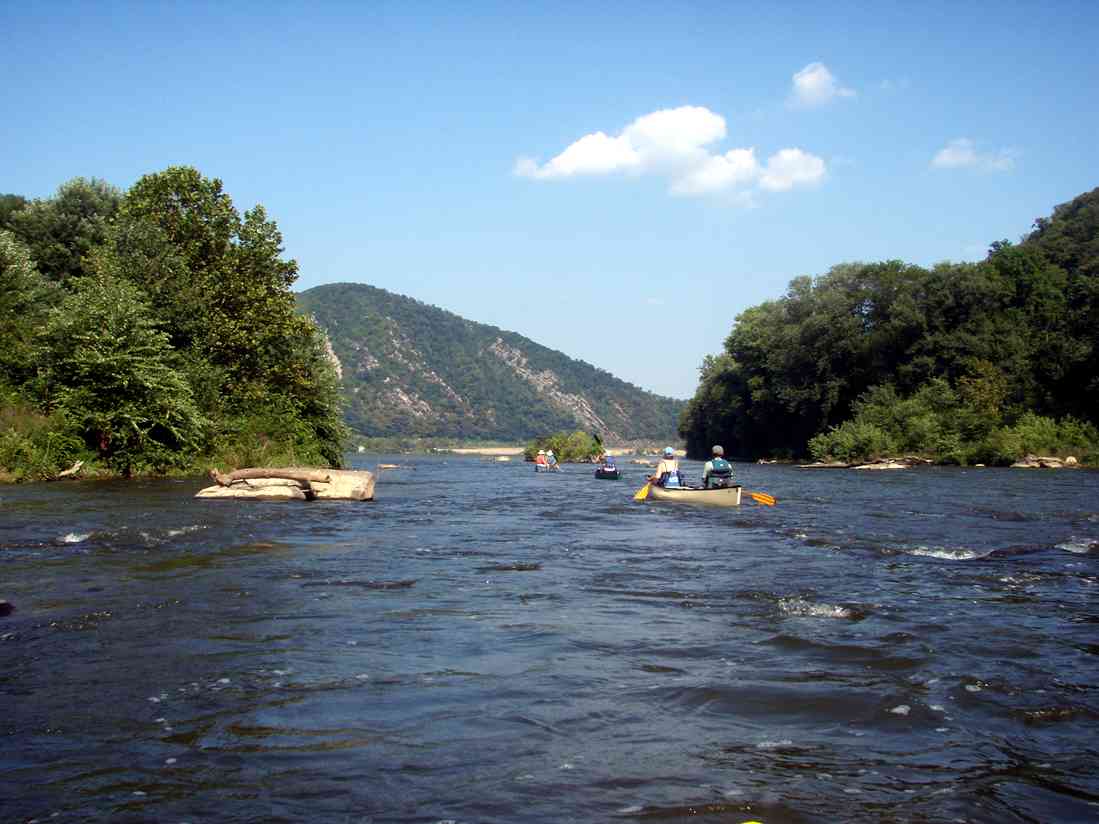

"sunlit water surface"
[2,457,1098,823]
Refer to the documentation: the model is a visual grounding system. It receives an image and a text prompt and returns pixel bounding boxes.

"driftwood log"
[208,468,332,487]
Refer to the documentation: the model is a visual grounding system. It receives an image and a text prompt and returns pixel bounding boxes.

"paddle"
[633,481,652,501]
[747,490,777,506]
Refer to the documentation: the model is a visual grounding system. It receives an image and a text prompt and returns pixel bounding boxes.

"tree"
[0,194,28,232]
[0,230,59,387]
[40,274,207,475]
[7,178,120,282]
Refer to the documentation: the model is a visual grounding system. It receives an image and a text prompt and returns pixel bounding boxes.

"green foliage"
[523,430,603,463]
[40,275,209,476]
[6,178,121,282]
[683,187,1099,463]
[298,283,683,441]
[0,387,88,481]
[808,420,895,463]
[0,230,60,387]
[807,380,1099,466]
[0,194,28,231]
[1,168,348,481]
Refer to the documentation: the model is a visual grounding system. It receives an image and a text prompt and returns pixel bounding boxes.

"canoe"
[594,467,620,480]
[646,485,742,506]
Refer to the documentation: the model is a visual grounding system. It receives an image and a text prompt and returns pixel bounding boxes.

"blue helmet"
[663,447,675,458]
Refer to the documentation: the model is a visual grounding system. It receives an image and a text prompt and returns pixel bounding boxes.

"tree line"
[679,186,1099,465]
[1,168,345,480]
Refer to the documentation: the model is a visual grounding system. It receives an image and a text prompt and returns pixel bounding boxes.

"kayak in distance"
[594,466,620,480]
[646,484,743,506]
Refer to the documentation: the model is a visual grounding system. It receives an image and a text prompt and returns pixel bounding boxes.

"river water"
[1,456,1097,823]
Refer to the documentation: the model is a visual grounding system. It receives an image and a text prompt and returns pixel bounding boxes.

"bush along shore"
[1,168,346,482]
[523,431,605,463]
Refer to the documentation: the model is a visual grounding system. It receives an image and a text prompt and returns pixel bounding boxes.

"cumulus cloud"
[931,138,1017,172]
[515,105,825,200]
[789,62,855,108]
[760,149,827,191]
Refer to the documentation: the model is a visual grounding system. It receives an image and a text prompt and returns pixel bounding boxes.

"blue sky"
[5,1,1098,398]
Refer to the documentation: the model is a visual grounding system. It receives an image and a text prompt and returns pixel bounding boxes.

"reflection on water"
[1,458,1098,822]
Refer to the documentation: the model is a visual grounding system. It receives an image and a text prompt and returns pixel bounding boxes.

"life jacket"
[659,460,682,488]
[535,454,547,466]
[707,457,733,488]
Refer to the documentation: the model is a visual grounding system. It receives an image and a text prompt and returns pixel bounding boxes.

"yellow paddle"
[747,490,776,506]
[633,481,652,501]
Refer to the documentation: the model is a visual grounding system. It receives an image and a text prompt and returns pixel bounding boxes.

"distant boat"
[594,465,620,480]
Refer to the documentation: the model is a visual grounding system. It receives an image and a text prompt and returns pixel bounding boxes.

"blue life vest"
[660,461,682,488]
[706,458,733,488]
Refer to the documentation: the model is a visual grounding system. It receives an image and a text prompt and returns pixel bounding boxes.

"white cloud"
[670,148,759,196]
[931,138,1017,172]
[516,105,825,200]
[760,149,827,191]
[789,62,855,108]
[514,131,640,179]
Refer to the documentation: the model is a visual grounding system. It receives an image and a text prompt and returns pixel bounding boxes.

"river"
[2,457,1097,823]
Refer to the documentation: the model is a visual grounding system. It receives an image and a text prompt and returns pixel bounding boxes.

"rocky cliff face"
[296,283,683,441]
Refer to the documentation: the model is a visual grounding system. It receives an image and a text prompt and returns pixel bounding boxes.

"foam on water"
[907,546,990,561]
[778,596,854,619]
[1056,539,1097,555]
[60,532,91,544]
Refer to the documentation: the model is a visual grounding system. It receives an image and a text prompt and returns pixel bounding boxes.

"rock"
[797,461,852,469]
[1065,456,1078,466]
[195,468,375,501]
[854,461,908,470]
[0,601,13,617]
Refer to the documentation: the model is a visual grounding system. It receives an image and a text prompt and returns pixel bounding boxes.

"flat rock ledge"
[195,467,375,501]
[1011,454,1078,469]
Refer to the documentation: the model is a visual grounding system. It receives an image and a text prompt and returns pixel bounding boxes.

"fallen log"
[208,468,331,487]
[54,460,85,480]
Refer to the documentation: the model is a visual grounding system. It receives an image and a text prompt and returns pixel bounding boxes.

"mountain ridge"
[296,282,683,442]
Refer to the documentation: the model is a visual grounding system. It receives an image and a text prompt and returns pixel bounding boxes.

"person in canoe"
[648,447,684,488]
[701,445,735,489]
[535,450,549,470]
[546,449,560,471]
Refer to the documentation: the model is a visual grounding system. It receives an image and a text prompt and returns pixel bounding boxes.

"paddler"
[702,444,735,489]
[648,446,683,488]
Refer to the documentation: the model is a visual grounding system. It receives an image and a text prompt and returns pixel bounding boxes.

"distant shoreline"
[435,446,644,457]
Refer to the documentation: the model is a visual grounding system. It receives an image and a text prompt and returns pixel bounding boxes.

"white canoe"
[646,485,742,506]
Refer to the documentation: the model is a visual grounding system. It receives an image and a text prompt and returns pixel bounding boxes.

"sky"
[4,1,1098,399]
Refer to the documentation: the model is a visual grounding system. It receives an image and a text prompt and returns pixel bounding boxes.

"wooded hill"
[296,283,683,441]
[680,186,1099,465]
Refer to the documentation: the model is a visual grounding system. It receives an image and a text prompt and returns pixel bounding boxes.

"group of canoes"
[537,445,760,507]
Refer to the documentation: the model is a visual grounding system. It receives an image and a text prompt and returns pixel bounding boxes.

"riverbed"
[2,457,1097,822]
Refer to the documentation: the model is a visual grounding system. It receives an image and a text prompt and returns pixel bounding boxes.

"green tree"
[7,178,121,282]
[0,230,60,387]
[0,194,28,232]
[40,274,207,476]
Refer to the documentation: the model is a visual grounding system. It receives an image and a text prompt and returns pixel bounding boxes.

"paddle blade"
[748,491,776,506]
[633,482,652,501]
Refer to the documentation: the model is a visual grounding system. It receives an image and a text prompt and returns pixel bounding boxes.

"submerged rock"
[0,600,13,617]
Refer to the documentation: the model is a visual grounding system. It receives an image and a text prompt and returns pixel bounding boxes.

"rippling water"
[2,457,1097,823]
